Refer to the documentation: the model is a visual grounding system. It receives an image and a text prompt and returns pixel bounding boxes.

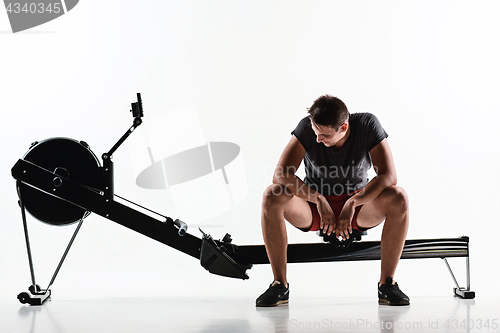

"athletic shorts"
[299,191,370,232]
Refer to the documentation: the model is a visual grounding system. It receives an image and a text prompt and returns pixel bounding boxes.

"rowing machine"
[11,94,474,305]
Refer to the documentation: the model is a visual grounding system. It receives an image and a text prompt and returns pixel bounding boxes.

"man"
[255,95,410,307]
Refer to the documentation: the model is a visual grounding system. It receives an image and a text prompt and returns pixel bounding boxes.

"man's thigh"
[283,196,313,230]
[356,186,401,229]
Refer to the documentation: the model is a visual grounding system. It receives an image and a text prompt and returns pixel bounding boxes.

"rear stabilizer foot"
[454,288,475,299]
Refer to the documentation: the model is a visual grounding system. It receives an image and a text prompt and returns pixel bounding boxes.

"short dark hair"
[307,95,349,130]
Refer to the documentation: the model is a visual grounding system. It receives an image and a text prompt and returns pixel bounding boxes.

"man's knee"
[262,184,292,209]
[385,185,409,213]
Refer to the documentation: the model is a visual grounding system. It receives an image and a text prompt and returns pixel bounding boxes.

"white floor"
[1,294,495,333]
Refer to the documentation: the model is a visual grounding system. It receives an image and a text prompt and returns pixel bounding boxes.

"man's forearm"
[272,174,322,204]
[348,174,396,207]
[274,170,396,208]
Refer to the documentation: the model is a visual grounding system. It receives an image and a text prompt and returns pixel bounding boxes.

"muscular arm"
[334,138,397,239]
[272,135,320,202]
[273,135,336,233]
[348,138,397,207]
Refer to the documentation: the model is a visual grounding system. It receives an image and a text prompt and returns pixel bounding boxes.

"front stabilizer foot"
[199,229,252,280]
[18,285,51,305]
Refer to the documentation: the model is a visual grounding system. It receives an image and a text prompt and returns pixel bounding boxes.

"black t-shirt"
[291,113,388,195]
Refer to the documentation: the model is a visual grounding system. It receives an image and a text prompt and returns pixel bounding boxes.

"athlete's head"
[307,95,349,131]
[308,95,350,147]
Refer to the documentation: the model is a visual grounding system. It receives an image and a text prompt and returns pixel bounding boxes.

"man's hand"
[336,199,355,240]
[317,195,336,235]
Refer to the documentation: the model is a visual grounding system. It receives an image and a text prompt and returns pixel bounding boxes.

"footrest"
[199,229,252,280]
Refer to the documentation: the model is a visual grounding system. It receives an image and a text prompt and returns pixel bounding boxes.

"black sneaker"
[378,277,410,306]
[256,281,289,307]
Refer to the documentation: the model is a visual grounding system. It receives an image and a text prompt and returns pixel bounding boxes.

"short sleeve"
[291,117,316,151]
[363,113,388,151]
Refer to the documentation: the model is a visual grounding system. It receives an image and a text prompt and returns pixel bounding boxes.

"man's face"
[311,120,347,147]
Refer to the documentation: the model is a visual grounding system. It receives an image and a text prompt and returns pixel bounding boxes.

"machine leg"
[17,187,87,305]
[442,257,475,299]
[19,194,37,289]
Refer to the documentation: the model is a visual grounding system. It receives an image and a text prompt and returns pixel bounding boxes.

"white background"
[0,0,499,304]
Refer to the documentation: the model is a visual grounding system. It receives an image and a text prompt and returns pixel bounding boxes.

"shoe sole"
[256,299,289,307]
[378,299,410,306]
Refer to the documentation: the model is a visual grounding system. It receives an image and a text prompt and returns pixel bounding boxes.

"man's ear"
[340,123,348,132]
